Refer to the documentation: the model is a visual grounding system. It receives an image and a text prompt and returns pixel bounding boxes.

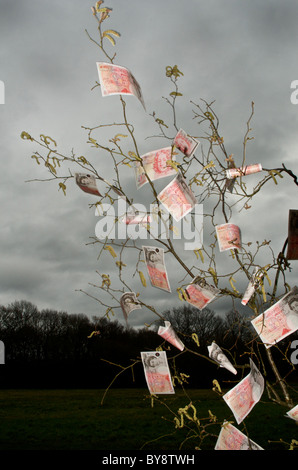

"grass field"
[0,387,297,451]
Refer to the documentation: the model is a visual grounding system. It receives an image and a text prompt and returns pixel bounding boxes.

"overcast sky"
[0,0,297,328]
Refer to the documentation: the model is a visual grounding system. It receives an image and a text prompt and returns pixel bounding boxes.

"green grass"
[0,388,296,451]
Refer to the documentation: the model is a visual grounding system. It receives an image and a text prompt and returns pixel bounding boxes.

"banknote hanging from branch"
[96,61,146,110]
[184,276,220,311]
[173,128,200,157]
[157,173,197,222]
[121,211,151,226]
[134,147,177,189]
[157,321,185,351]
[142,246,171,292]
[141,351,175,395]
[75,173,102,197]
[215,223,242,252]
[241,266,264,306]
[225,163,262,179]
[251,286,298,347]
[222,359,264,424]
[120,292,142,324]
[286,404,298,421]
[215,422,264,450]
[75,171,125,198]
[207,341,237,375]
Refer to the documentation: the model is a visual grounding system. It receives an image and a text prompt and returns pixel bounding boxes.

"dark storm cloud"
[0,0,297,326]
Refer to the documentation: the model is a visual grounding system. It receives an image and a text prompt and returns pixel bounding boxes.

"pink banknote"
[96,62,145,109]
[241,267,264,306]
[286,404,298,421]
[120,292,142,323]
[141,351,175,394]
[157,321,184,351]
[134,147,177,189]
[215,422,263,450]
[226,163,262,179]
[251,286,298,347]
[207,341,237,375]
[75,172,102,196]
[185,277,220,311]
[223,359,264,424]
[173,128,199,157]
[142,246,171,292]
[157,174,197,222]
[215,223,241,252]
[121,213,151,225]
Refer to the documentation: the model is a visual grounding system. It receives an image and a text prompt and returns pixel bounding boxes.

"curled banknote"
[157,173,197,222]
[241,267,264,306]
[286,404,298,421]
[215,422,263,450]
[134,147,177,189]
[223,359,264,424]
[226,163,262,179]
[75,171,126,199]
[120,292,142,323]
[215,223,241,252]
[157,321,185,351]
[251,286,298,348]
[207,342,237,375]
[121,211,151,226]
[173,128,199,157]
[142,246,171,292]
[96,62,145,109]
[141,351,174,394]
[75,172,102,196]
[185,277,220,311]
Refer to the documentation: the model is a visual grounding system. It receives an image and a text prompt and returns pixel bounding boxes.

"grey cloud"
[0,0,297,327]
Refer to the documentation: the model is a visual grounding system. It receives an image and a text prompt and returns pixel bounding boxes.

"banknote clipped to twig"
[120,292,142,324]
[141,351,175,394]
[157,173,197,222]
[134,147,177,189]
[226,163,262,179]
[241,266,264,306]
[142,246,171,292]
[75,172,102,196]
[251,286,298,348]
[157,321,185,351]
[222,359,264,424]
[286,209,298,260]
[215,223,241,252]
[184,276,220,311]
[120,210,151,226]
[75,171,125,199]
[207,341,237,375]
[173,128,200,157]
[215,421,264,450]
[96,62,146,110]
[285,404,298,421]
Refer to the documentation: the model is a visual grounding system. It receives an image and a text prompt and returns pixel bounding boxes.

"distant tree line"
[0,300,296,389]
